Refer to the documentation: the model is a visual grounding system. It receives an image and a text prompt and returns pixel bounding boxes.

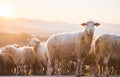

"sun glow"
[0,4,15,18]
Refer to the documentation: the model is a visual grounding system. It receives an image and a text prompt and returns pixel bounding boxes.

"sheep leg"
[104,62,109,77]
[46,59,54,75]
[69,60,74,75]
[54,59,58,75]
[38,63,42,74]
[43,64,47,75]
[29,64,32,75]
[23,65,26,76]
[104,55,110,77]
[32,64,36,75]
[76,58,85,77]
[79,58,85,76]
[16,65,20,75]
[41,62,45,75]
[57,59,61,75]
[94,56,100,77]
[101,65,104,76]
[76,59,80,77]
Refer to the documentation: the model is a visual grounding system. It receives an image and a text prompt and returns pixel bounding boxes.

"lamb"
[29,38,48,75]
[2,44,36,75]
[46,21,100,76]
[92,33,120,77]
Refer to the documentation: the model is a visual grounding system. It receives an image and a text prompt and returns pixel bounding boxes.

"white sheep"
[46,21,100,76]
[29,38,48,75]
[92,33,120,77]
[2,44,36,75]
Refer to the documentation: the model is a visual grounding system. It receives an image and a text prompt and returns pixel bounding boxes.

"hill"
[0,17,120,38]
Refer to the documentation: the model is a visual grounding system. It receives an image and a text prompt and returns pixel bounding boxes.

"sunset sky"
[0,0,120,24]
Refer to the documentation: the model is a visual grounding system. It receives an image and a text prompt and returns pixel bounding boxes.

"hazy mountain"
[95,22,120,36]
[0,17,120,37]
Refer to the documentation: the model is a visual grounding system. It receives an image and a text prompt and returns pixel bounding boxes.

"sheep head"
[29,38,40,47]
[81,21,100,35]
[2,45,15,56]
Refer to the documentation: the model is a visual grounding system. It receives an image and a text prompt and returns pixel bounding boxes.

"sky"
[0,0,120,24]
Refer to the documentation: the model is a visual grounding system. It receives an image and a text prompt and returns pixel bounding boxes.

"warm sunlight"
[0,4,15,18]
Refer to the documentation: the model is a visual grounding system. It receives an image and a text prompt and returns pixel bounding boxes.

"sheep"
[2,44,36,75]
[46,21,100,76]
[92,33,120,77]
[29,38,48,75]
[0,52,15,75]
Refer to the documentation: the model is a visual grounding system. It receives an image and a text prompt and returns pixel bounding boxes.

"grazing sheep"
[0,53,15,75]
[2,45,36,75]
[29,38,48,75]
[46,21,100,76]
[92,33,120,77]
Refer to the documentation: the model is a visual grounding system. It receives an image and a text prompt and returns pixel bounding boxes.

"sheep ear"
[94,23,100,26]
[81,23,87,26]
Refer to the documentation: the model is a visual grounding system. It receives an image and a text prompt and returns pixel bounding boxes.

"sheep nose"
[89,30,94,34]
[90,31,93,34]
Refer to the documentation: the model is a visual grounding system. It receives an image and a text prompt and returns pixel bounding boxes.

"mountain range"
[0,17,120,38]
